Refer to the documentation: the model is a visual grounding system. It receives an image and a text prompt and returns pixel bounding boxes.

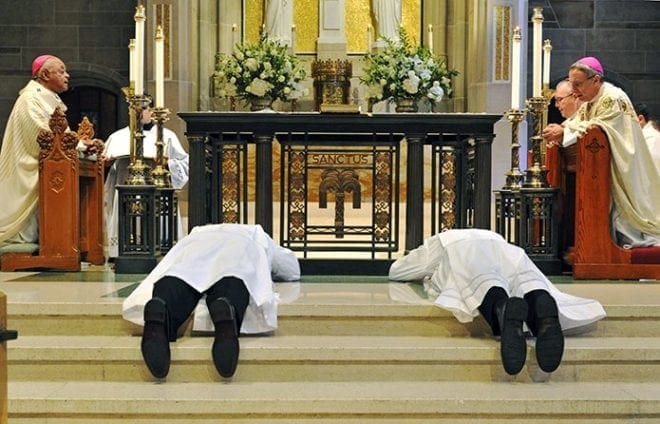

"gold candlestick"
[151,107,172,188]
[503,108,527,190]
[524,96,549,188]
[121,89,153,185]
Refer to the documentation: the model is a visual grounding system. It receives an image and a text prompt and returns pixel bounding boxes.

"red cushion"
[631,246,660,264]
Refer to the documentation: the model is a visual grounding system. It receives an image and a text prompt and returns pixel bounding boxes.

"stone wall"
[0,0,134,137]
[2,1,659,139]
[530,0,660,116]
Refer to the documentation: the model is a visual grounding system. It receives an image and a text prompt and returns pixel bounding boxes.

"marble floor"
[3,264,660,422]
[1,263,658,311]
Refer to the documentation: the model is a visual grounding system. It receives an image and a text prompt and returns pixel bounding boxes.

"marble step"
[9,381,660,423]
[8,335,660,383]
[6,300,660,338]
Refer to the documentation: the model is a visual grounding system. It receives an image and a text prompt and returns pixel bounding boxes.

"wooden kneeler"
[546,126,660,279]
[0,108,105,272]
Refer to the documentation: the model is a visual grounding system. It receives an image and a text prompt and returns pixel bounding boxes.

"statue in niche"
[264,0,293,46]
[372,0,402,43]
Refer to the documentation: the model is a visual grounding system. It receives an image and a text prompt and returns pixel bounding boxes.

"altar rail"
[179,112,500,268]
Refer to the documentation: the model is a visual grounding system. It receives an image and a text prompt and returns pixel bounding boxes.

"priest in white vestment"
[560,57,660,247]
[123,223,301,379]
[635,103,660,164]
[389,229,606,376]
[0,55,73,246]
[102,105,189,259]
[542,79,584,148]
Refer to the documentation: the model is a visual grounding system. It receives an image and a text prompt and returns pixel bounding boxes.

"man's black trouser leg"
[205,276,250,330]
[478,286,508,336]
[153,275,251,340]
[153,276,202,341]
[523,289,552,336]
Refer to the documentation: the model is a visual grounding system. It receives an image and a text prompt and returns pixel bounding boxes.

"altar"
[179,111,500,273]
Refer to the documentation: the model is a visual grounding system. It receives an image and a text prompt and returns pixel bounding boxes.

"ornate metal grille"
[279,134,399,259]
[205,133,249,224]
[428,134,477,234]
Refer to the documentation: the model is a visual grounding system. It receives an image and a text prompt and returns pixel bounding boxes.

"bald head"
[35,56,70,94]
[554,80,582,119]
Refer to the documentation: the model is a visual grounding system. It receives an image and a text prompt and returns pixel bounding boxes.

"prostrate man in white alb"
[101,101,189,259]
[388,229,606,376]
[122,223,301,380]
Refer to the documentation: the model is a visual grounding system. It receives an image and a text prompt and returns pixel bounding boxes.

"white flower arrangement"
[213,35,307,104]
[361,29,458,106]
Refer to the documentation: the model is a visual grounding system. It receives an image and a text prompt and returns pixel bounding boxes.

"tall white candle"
[543,39,552,90]
[511,27,521,110]
[231,23,237,47]
[428,24,434,54]
[154,26,164,108]
[532,7,543,97]
[134,5,145,96]
[291,24,296,51]
[128,39,136,89]
[367,24,372,52]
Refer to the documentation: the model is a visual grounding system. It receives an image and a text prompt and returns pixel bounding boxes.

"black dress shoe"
[141,297,171,379]
[496,297,528,375]
[208,297,239,378]
[533,293,564,373]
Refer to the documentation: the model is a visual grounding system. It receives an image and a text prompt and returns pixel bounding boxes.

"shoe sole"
[208,297,239,378]
[141,297,171,379]
[500,297,528,375]
[534,294,564,373]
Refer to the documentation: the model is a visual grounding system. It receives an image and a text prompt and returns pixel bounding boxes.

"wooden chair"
[546,126,660,279]
[0,108,105,271]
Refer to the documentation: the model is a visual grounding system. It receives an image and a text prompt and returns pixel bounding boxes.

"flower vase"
[249,96,274,112]
[395,98,418,113]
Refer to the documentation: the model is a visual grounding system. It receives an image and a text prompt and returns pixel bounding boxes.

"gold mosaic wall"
[494,5,511,81]
[293,0,320,52]
[245,0,263,44]
[245,0,421,53]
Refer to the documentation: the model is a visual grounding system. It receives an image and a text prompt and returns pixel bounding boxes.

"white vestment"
[122,224,301,334]
[373,0,402,41]
[564,82,660,247]
[102,124,189,258]
[561,115,580,147]
[389,229,606,332]
[642,122,660,163]
[0,80,67,245]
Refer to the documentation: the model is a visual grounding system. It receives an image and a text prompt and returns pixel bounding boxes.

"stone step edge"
[9,335,660,362]
[7,302,660,318]
[9,381,660,416]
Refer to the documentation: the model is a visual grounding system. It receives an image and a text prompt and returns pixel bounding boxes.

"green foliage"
[213,35,307,103]
[361,29,458,104]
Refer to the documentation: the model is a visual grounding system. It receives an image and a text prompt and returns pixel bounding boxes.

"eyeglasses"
[555,93,574,103]
[570,75,596,89]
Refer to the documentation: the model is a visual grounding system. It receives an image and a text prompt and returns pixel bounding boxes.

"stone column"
[404,134,426,252]
[462,0,528,228]
[199,0,218,111]
[255,134,274,236]
[187,134,207,231]
[473,134,494,229]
